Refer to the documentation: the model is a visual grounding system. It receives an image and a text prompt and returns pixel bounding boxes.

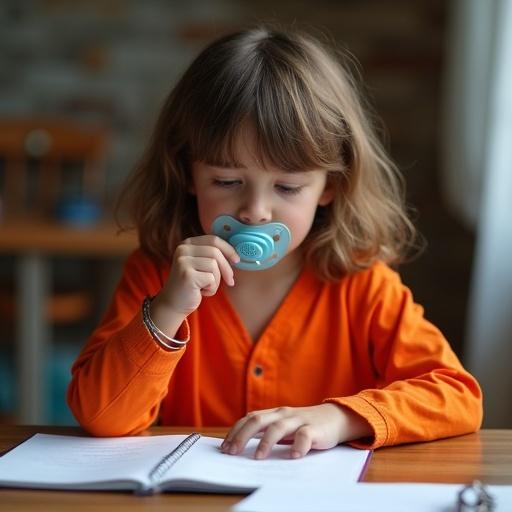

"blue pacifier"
[211,215,291,271]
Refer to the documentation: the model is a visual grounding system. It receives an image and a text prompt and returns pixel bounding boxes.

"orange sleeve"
[66,249,187,437]
[324,264,483,449]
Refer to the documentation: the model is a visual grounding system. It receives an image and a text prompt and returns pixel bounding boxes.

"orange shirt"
[67,249,482,449]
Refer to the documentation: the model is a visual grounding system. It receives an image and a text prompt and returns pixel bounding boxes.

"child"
[67,26,482,458]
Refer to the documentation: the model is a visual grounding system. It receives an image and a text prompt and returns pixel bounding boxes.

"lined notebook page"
[167,437,369,489]
[0,434,189,486]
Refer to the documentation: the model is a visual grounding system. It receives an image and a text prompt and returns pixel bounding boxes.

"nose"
[237,188,271,225]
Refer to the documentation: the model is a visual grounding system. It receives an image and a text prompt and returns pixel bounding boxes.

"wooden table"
[0,426,511,511]
[0,218,137,424]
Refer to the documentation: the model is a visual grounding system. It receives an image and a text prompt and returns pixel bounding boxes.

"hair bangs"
[184,35,346,174]
[252,67,346,173]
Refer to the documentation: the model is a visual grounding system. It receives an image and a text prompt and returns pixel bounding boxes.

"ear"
[318,183,335,206]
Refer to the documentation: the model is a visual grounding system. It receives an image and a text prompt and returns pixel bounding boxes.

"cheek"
[195,192,228,231]
[282,202,319,244]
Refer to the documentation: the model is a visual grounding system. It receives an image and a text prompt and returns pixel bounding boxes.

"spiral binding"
[148,433,201,484]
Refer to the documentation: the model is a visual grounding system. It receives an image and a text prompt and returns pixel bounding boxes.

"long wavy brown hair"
[117,25,419,280]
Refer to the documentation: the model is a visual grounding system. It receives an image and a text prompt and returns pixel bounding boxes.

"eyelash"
[276,185,303,195]
[212,180,303,195]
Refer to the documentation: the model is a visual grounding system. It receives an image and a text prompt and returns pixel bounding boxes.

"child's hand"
[220,404,372,459]
[158,235,240,316]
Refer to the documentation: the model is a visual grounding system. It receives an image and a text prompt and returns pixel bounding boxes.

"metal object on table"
[456,480,496,511]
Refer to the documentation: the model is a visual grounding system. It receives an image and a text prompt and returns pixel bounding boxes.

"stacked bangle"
[142,296,190,351]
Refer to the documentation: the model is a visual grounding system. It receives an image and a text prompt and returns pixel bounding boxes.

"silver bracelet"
[142,296,190,351]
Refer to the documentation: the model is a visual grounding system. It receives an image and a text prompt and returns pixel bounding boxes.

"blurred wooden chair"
[0,118,108,221]
[0,117,110,324]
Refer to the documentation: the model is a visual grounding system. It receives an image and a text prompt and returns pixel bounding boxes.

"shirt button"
[253,365,263,377]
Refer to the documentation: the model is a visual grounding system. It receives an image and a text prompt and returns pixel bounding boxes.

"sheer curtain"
[443,0,512,427]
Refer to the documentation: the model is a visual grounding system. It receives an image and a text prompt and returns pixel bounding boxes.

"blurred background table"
[0,217,137,424]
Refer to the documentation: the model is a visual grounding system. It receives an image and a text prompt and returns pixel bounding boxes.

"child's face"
[190,126,334,265]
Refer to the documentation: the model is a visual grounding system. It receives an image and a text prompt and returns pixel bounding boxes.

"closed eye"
[212,179,303,195]
[276,184,303,195]
[213,179,241,188]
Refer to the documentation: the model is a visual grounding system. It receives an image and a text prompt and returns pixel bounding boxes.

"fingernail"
[290,450,301,459]
[229,442,238,455]
[231,254,240,263]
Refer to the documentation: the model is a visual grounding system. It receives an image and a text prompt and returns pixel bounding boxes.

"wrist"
[151,295,186,329]
[325,403,373,443]
[147,295,188,342]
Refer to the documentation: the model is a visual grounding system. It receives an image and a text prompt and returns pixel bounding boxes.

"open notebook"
[0,433,370,495]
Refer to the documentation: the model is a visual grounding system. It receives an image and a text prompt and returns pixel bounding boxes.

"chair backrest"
[0,118,109,220]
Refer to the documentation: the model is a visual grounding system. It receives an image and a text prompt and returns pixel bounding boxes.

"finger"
[221,406,290,450]
[254,416,304,460]
[220,415,253,452]
[222,407,280,447]
[181,266,216,294]
[188,257,221,294]
[223,407,293,456]
[179,244,235,287]
[184,235,240,264]
[289,424,315,459]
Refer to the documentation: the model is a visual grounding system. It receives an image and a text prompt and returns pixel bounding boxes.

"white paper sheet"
[233,482,512,512]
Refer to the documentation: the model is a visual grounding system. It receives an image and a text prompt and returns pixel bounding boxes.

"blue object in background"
[55,197,102,227]
[0,344,79,425]
[46,343,80,425]
[0,348,15,415]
